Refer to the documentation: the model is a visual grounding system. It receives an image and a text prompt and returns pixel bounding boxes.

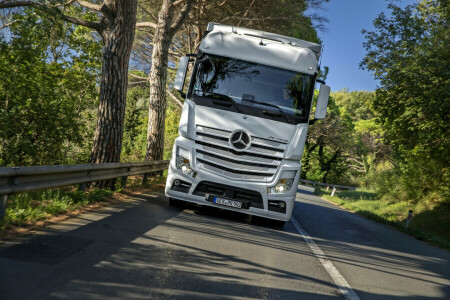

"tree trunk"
[89,1,137,188]
[321,150,340,183]
[145,0,192,173]
[145,0,173,167]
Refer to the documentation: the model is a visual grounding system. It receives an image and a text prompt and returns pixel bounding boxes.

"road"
[0,186,449,299]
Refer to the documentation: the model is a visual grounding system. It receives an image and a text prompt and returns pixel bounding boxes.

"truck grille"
[194,125,288,181]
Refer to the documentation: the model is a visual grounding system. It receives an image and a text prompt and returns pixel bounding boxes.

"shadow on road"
[0,189,448,299]
[295,186,450,299]
[0,191,338,299]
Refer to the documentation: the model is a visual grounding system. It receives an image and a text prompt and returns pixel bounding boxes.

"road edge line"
[291,217,360,300]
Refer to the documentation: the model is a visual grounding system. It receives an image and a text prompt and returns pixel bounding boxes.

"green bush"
[67,190,86,203]
[1,187,114,230]
[86,188,112,203]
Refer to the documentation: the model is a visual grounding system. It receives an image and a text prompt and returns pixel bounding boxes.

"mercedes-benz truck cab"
[166,23,330,225]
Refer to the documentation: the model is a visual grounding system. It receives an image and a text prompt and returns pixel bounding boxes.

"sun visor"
[200,31,318,74]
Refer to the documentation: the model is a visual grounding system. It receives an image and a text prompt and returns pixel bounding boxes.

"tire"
[270,220,286,228]
[252,216,286,228]
[169,198,182,207]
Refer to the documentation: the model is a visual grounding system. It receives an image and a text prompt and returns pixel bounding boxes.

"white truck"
[166,23,330,225]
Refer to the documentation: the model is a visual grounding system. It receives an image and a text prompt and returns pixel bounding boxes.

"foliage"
[1,188,113,229]
[133,0,327,87]
[360,0,449,204]
[0,11,101,166]
[121,85,181,161]
[164,102,182,160]
[122,85,149,161]
[301,89,384,185]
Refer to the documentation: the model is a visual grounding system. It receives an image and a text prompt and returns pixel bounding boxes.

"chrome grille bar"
[195,125,287,181]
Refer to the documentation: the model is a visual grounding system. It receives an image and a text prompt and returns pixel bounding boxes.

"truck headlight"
[269,179,294,194]
[176,147,196,177]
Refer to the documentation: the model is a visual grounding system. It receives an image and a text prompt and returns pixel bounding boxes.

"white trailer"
[166,23,330,226]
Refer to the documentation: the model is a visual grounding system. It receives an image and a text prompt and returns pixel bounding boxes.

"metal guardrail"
[0,160,169,218]
[298,179,356,191]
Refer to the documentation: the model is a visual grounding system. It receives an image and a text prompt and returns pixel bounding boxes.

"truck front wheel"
[169,198,182,207]
[252,216,286,228]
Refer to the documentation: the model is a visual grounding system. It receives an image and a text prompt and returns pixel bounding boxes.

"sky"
[311,0,416,92]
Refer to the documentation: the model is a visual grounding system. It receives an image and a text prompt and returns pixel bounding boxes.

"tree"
[301,93,352,183]
[333,90,391,177]
[0,10,101,166]
[361,0,449,201]
[136,0,193,166]
[132,0,326,169]
[0,1,138,185]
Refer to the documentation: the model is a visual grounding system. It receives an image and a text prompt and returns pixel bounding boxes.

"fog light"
[278,201,285,208]
[174,179,180,186]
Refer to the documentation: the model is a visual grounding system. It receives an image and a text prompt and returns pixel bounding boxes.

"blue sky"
[312,0,416,92]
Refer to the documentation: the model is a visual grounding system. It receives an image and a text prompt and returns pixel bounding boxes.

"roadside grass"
[0,174,167,235]
[1,188,113,230]
[315,189,450,250]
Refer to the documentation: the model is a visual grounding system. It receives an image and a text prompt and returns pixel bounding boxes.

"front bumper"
[165,138,300,222]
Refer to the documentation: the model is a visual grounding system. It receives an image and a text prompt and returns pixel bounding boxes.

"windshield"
[190,54,315,122]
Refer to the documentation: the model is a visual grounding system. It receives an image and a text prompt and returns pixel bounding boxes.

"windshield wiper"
[241,98,290,123]
[201,92,243,113]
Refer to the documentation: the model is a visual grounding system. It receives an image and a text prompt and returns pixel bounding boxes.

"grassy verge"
[0,175,166,238]
[315,189,450,250]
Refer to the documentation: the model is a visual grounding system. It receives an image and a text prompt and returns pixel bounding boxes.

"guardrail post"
[142,173,148,185]
[326,186,329,192]
[0,195,8,220]
[79,183,86,192]
[406,210,413,229]
[331,187,336,197]
[121,176,128,189]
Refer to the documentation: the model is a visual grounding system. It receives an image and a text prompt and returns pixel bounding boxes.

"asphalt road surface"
[0,186,449,299]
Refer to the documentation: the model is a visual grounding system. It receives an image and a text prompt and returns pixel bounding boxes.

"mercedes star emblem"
[230,130,251,150]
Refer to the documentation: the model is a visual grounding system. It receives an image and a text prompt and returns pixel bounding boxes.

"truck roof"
[200,23,321,74]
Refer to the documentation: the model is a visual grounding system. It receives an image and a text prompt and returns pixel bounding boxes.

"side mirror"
[315,84,330,119]
[173,56,189,92]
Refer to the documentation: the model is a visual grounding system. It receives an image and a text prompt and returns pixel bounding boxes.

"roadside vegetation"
[302,0,449,246]
[0,175,166,237]
[0,0,447,245]
[316,188,450,250]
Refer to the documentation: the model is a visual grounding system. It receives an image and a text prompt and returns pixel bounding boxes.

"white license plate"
[214,197,242,208]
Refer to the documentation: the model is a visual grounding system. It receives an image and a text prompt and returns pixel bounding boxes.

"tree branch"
[0,0,103,32]
[76,0,102,11]
[0,11,36,29]
[128,80,148,85]
[166,88,183,109]
[345,157,365,166]
[0,1,45,10]
[136,21,157,29]
[237,0,256,27]
[171,40,186,56]
[170,0,187,7]
[170,0,193,32]
[60,12,103,32]
[138,3,158,22]
[129,72,148,81]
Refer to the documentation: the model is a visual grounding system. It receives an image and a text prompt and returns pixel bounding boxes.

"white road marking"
[291,217,360,300]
